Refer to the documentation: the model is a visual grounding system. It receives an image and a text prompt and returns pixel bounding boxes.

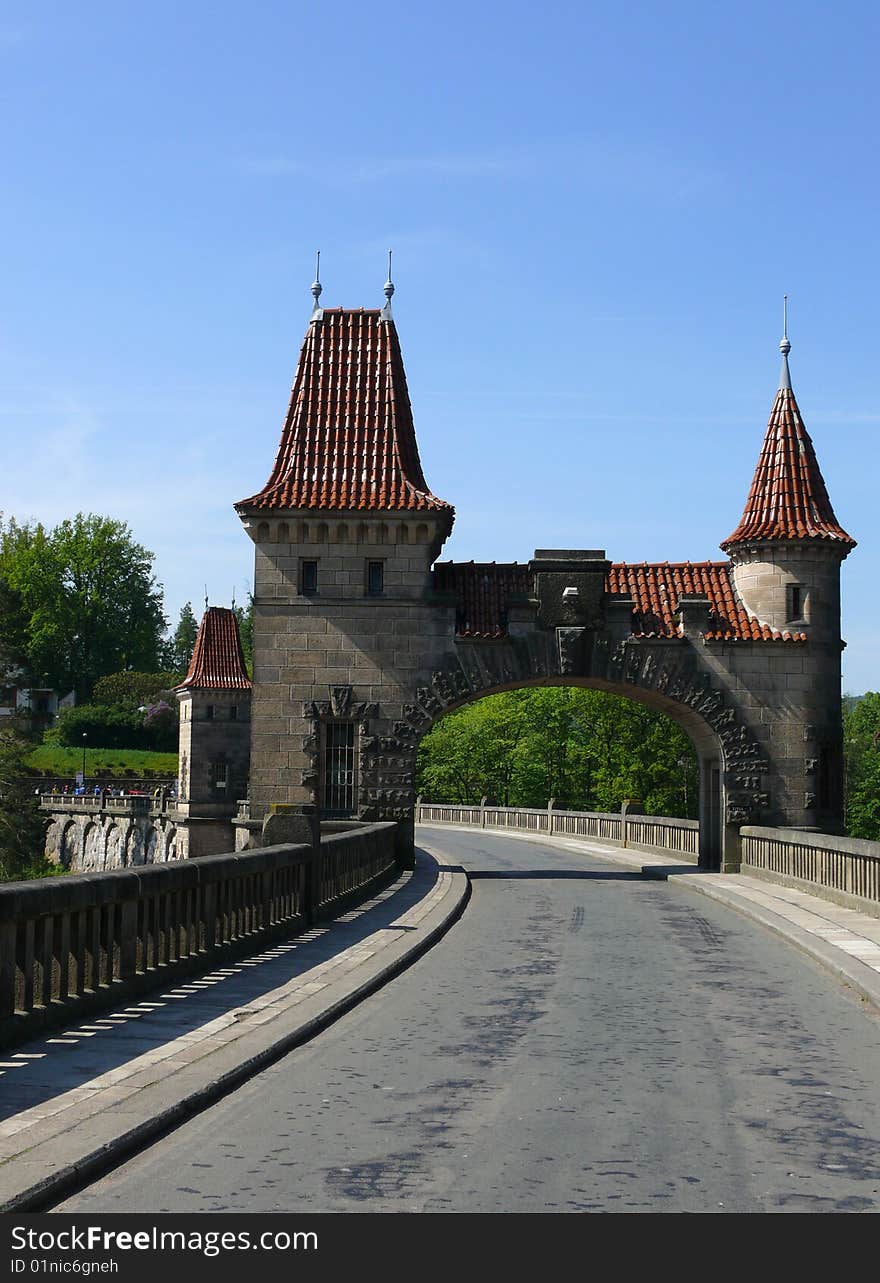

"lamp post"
[82,732,87,787]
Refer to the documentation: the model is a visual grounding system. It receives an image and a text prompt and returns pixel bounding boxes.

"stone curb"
[419,823,880,1015]
[0,854,470,1213]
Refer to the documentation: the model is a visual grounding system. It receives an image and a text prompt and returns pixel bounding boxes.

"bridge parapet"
[0,821,399,1048]
[417,800,698,858]
[741,826,880,918]
[40,793,153,816]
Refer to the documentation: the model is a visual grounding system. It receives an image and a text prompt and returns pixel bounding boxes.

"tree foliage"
[0,513,166,703]
[0,721,51,880]
[844,692,880,840]
[416,687,698,816]
[234,592,254,677]
[92,671,182,708]
[160,602,199,674]
[56,702,177,752]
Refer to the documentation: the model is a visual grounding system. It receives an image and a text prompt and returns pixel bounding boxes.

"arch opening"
[410,676,726,870]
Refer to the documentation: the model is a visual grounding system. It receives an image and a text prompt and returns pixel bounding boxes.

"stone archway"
[60,820,81,870]
[105,824,125,869]
[409,675,724,868]
[82,822,104,871]
[300,626,769,873]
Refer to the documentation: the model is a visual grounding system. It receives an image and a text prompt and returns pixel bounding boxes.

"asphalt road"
[58,828,880,1213]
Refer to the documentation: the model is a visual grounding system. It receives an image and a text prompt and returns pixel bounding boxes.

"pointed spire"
[310,250,323,320]
[235,306,453,519]
[380,249,394,320]
[175,607,252,691]
[721,315,855,553]
[779,294,791,390]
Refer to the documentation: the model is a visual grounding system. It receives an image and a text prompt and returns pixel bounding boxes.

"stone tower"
[174,606,253,856]
[720,326,855,833]
[235,286,454,856]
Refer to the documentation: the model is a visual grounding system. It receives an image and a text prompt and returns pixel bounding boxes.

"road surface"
[58,827,880,1213]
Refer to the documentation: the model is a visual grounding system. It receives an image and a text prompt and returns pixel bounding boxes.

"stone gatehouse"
[219,280,854,872]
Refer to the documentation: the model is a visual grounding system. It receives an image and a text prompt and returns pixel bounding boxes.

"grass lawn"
[25,745,178,778]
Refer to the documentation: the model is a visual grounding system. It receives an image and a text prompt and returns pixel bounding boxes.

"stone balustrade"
[416,800,699,858]
[0,822,398,1048]
[416,801,880,914]
[741,826,880,916]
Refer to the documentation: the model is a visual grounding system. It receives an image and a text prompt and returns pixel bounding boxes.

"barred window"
[211,761,228,791]
[322,722,357,815]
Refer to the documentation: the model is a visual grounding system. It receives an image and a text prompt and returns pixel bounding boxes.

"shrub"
[92,671,182,709]
[57,703,150,750]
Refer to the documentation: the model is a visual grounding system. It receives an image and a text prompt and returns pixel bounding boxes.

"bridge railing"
[416,800,698,858]
[40,793,154,816]
[741,826,880,916]
[0,822,398,1048]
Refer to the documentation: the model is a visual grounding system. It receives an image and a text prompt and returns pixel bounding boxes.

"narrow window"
[230,705,238,721]
[367,560,384,596]
[211,762,228,791]
[786,584,806,622]
[322,722,357,815]
[205,705,214,721]
[301,560,318,595]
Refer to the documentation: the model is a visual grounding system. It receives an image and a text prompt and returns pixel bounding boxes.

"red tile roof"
[434,561,804,642]
[434,562,531,638]
[176,607,252,691]
[722,386,855,551]
[607,562,805,642]
[236,309,453,519]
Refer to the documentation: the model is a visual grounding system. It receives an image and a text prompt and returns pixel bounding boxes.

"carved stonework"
[330,685,353,718]
[557,627,586,675]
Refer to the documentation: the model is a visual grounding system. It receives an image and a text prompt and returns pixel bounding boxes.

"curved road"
[59,828,880,1213]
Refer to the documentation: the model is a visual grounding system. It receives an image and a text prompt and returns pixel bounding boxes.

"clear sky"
[1,1,877,691]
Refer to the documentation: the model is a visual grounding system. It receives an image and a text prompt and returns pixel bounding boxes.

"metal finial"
[231,586,236,612]
[779,294,792,389]
[381,250,394,319]
[310,250,323,319]
[204,586,209,612]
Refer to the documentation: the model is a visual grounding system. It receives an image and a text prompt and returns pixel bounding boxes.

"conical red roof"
[722,383,855,551]
[176,607,252,691]
[236,308,453,518]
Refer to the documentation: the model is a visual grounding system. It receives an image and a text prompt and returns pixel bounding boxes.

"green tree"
[0,721,51,880]
[844,692,880,839]
[1,513,166,703]
[0,516,42,683]
[161,602,199,673]
[234,592,254,677]
[416,687,698,817]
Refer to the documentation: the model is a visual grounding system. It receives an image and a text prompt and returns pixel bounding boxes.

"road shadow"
[468,869,644,881]
[0,851,441,1122]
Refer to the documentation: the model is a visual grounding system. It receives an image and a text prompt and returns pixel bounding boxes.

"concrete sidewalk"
[0,849,468,1212]
[419,823,880,1015]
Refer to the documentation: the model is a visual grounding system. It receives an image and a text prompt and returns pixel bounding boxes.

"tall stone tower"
[720,322,855,832]
[235,277,453,855]
[174,606,253,856]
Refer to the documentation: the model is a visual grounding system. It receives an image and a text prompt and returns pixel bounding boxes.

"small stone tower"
[174,606,253,856]
[720,324,856,831]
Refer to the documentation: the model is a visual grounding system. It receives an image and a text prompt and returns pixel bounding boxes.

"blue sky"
[1,1,877,690]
